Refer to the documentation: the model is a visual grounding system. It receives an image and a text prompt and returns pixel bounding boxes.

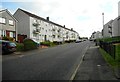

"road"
[2,41,91,80]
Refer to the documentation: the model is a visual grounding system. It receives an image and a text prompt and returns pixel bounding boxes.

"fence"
[99,41,120,60]
[99,40,120,78]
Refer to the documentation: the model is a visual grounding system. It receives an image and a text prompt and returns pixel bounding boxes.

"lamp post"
[102,13,104,37]
[102,13,104,28]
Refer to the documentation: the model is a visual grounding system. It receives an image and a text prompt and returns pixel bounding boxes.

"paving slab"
[74,43,118,80]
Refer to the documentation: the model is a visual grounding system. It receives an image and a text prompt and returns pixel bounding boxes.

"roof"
[18,8,47,22]
[0,9,18,22]
[16,8,78,33]
[116,16,120,20]
[18,8,63,27]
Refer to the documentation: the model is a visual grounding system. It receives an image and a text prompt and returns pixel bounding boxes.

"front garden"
[2,36,76,52]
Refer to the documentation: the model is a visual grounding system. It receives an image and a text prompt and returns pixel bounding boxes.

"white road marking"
[19,55,24,58]
[97,65,101,67]
[90,46,99,49]
[14,52,22,55]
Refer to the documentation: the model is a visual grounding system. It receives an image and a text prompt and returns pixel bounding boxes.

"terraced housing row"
[0,8,79,43]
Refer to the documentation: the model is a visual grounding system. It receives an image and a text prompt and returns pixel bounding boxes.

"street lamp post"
[102,13,104,28]
[102,13,104,37]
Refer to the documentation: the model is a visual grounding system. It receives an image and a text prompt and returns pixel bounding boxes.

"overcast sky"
[1,0,120,38]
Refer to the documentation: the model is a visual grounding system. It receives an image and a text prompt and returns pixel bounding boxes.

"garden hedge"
[23,39,38,51]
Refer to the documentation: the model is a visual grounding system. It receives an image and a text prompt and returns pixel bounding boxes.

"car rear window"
[9,43,16,47]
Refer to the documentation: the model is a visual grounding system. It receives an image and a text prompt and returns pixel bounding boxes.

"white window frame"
[9,32,13,38]
[0,17,6,24]
[9,19,14,26]
[2,30,6,37]
[34,19,37,23]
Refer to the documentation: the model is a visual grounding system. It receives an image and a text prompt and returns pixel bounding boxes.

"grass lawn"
[99,48,120,69]
[115,44,120,62]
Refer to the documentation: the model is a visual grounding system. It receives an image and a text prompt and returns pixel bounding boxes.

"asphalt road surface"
[2,41,91,80]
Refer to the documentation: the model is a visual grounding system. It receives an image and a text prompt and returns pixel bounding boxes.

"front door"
[45,35,47,41]
[6,31,10,37]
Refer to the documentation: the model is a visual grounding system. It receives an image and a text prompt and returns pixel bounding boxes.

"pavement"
[74,42,119,81]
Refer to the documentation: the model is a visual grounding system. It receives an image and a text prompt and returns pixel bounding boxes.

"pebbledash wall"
[112,17,120,37]
[0,9,18,40]
[103,20,113,38]
[14,8,79,43]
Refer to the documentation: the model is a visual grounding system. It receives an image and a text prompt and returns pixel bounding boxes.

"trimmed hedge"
[115,44,120,62]
[98,37,120,63]
[41,41,55,46]
[23,39,38,51]
[16,43,24,51]
[98,36,120,43]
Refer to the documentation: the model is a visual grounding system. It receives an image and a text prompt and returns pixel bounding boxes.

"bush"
[53,41,60,45]
[23,39,38,51]
[16,43,24,51]
[99,36,120,43]
[2,36,15,41]
[2,37,9,40]
[115,44,120,62]
[41,41,55,46]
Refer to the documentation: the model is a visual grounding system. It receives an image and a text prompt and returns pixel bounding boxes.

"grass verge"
[99,48,120,69]
[99,48,120,78]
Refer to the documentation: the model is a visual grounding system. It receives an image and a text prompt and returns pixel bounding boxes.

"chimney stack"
[63,25,66,28]
[71,28,73,31]
[47,17,49,21]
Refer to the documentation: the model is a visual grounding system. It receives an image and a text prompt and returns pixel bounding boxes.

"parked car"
[0,40,17,54]
[31,39,40,47]
[89,39,93,41]
[75,39,82,43]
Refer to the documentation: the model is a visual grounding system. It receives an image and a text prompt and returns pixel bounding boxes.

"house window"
[13,32,16,38]
[0,17,6,24]
[52,29,55,31]
[9,20,14,26]
[53,35,55,38]
[9,32,13,38]
[58,35,60,38]
[33,34,36,37]
[34,19,37,23]
[1,30,6,37]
